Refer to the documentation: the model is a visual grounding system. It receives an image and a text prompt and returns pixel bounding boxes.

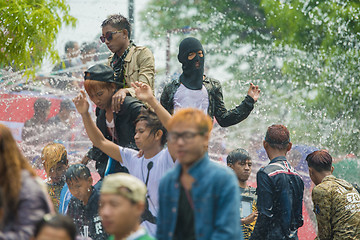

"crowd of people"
[1,13,359,240]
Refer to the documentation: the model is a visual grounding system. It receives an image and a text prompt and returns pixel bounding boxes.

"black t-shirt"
[174,184,196,240]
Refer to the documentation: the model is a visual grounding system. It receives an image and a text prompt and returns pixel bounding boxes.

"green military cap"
[101,173,147,203]
[84,64,116,83]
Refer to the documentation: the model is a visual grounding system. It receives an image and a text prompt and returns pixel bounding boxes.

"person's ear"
[331,166,334,174]
[136,202,145,216]
[227,163,233,169]
[263,140,267,149]
[287,142,292,152]
[155,130,163,141]
[123,29,129,39]
[88,177,93,186]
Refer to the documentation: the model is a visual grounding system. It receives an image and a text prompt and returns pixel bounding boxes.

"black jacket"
[250,156,304,240]
[67,187,108,240]
[87,96,144,178]
[160,76,255,127]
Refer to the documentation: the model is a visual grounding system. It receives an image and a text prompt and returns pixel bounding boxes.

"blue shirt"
[156,153,243,240]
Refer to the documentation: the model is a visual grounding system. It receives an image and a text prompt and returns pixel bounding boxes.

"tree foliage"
[0,0,77,74]
[141,0,360,154]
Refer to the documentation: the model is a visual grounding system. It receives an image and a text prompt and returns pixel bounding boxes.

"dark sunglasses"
[100,30,122,43]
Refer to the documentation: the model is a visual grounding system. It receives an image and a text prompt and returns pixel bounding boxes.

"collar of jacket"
[124,45,137,63]
[171,152,210,182]
[269,155,287,164]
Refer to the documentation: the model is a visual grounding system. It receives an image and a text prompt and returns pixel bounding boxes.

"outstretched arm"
[73,91,123,163]
[214,81,260,127]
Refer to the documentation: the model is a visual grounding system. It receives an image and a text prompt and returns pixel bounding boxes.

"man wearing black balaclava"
[161,37,260,128]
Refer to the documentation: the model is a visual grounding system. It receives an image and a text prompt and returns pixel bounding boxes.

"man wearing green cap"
[99,173,155,240]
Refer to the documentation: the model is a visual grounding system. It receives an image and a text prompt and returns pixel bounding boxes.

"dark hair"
[134,108,167,146]
[101,14,131,38]
[34,98,51,115]
[65,164,91,182]
[64,41,78,53]
[34,214,76,240]
[265,124,290,150]
[227,148,251,165]
[306,150,332,172]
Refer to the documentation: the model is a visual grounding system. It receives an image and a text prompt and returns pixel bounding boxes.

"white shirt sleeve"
[118,147,139,173]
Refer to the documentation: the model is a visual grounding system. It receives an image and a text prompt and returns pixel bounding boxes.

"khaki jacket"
[108,45,155,96]
[312,175,360,240]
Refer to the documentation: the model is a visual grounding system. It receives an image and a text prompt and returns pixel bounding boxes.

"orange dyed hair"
[84,80,117,97]
[0,124,36,212]
[167,108,213,135]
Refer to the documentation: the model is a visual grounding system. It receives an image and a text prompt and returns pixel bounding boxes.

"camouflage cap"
[101,173,147,203]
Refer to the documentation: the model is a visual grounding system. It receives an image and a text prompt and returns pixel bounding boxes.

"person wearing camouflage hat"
[99,173,155,240]
[306,150,360,240]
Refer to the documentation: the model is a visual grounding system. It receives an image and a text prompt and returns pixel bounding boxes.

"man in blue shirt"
[250,125,304,240]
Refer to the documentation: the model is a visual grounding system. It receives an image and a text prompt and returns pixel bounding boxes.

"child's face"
[49,163,67,184]
[67,177,93,203]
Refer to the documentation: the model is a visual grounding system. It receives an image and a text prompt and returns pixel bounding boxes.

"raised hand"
[247,83,261,102]
[131,81,154,103]
[72,90,90,115]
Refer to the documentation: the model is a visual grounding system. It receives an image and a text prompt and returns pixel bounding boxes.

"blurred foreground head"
[32,214,76,240]
[99,173,147,238]
[167,108,212,167]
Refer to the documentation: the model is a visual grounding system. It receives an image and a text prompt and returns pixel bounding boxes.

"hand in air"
[112,88,128,113]
[131,81,153,103]
[247,83,261,102]
[72,90,89,114]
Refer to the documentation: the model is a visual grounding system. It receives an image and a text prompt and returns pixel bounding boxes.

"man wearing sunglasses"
[100,14,155,113]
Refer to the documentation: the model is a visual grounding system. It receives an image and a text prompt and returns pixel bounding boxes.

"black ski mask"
[177,37,205,90]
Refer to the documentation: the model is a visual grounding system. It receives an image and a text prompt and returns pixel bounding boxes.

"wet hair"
[306,150,332,172]
[34,98,51,115]
[265,124,290,150]
[84,80,118,98]
[64,41,78,53]
[34,214,76,240]
[101,14,131,38]
[41,143,68,175]
[65,164,91,182]
[134,108,167,146]
[227,148,251,165]
[167,108,213,135]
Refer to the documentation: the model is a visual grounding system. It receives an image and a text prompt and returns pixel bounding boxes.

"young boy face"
[67,177,93,203]
[230,159,252,183]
